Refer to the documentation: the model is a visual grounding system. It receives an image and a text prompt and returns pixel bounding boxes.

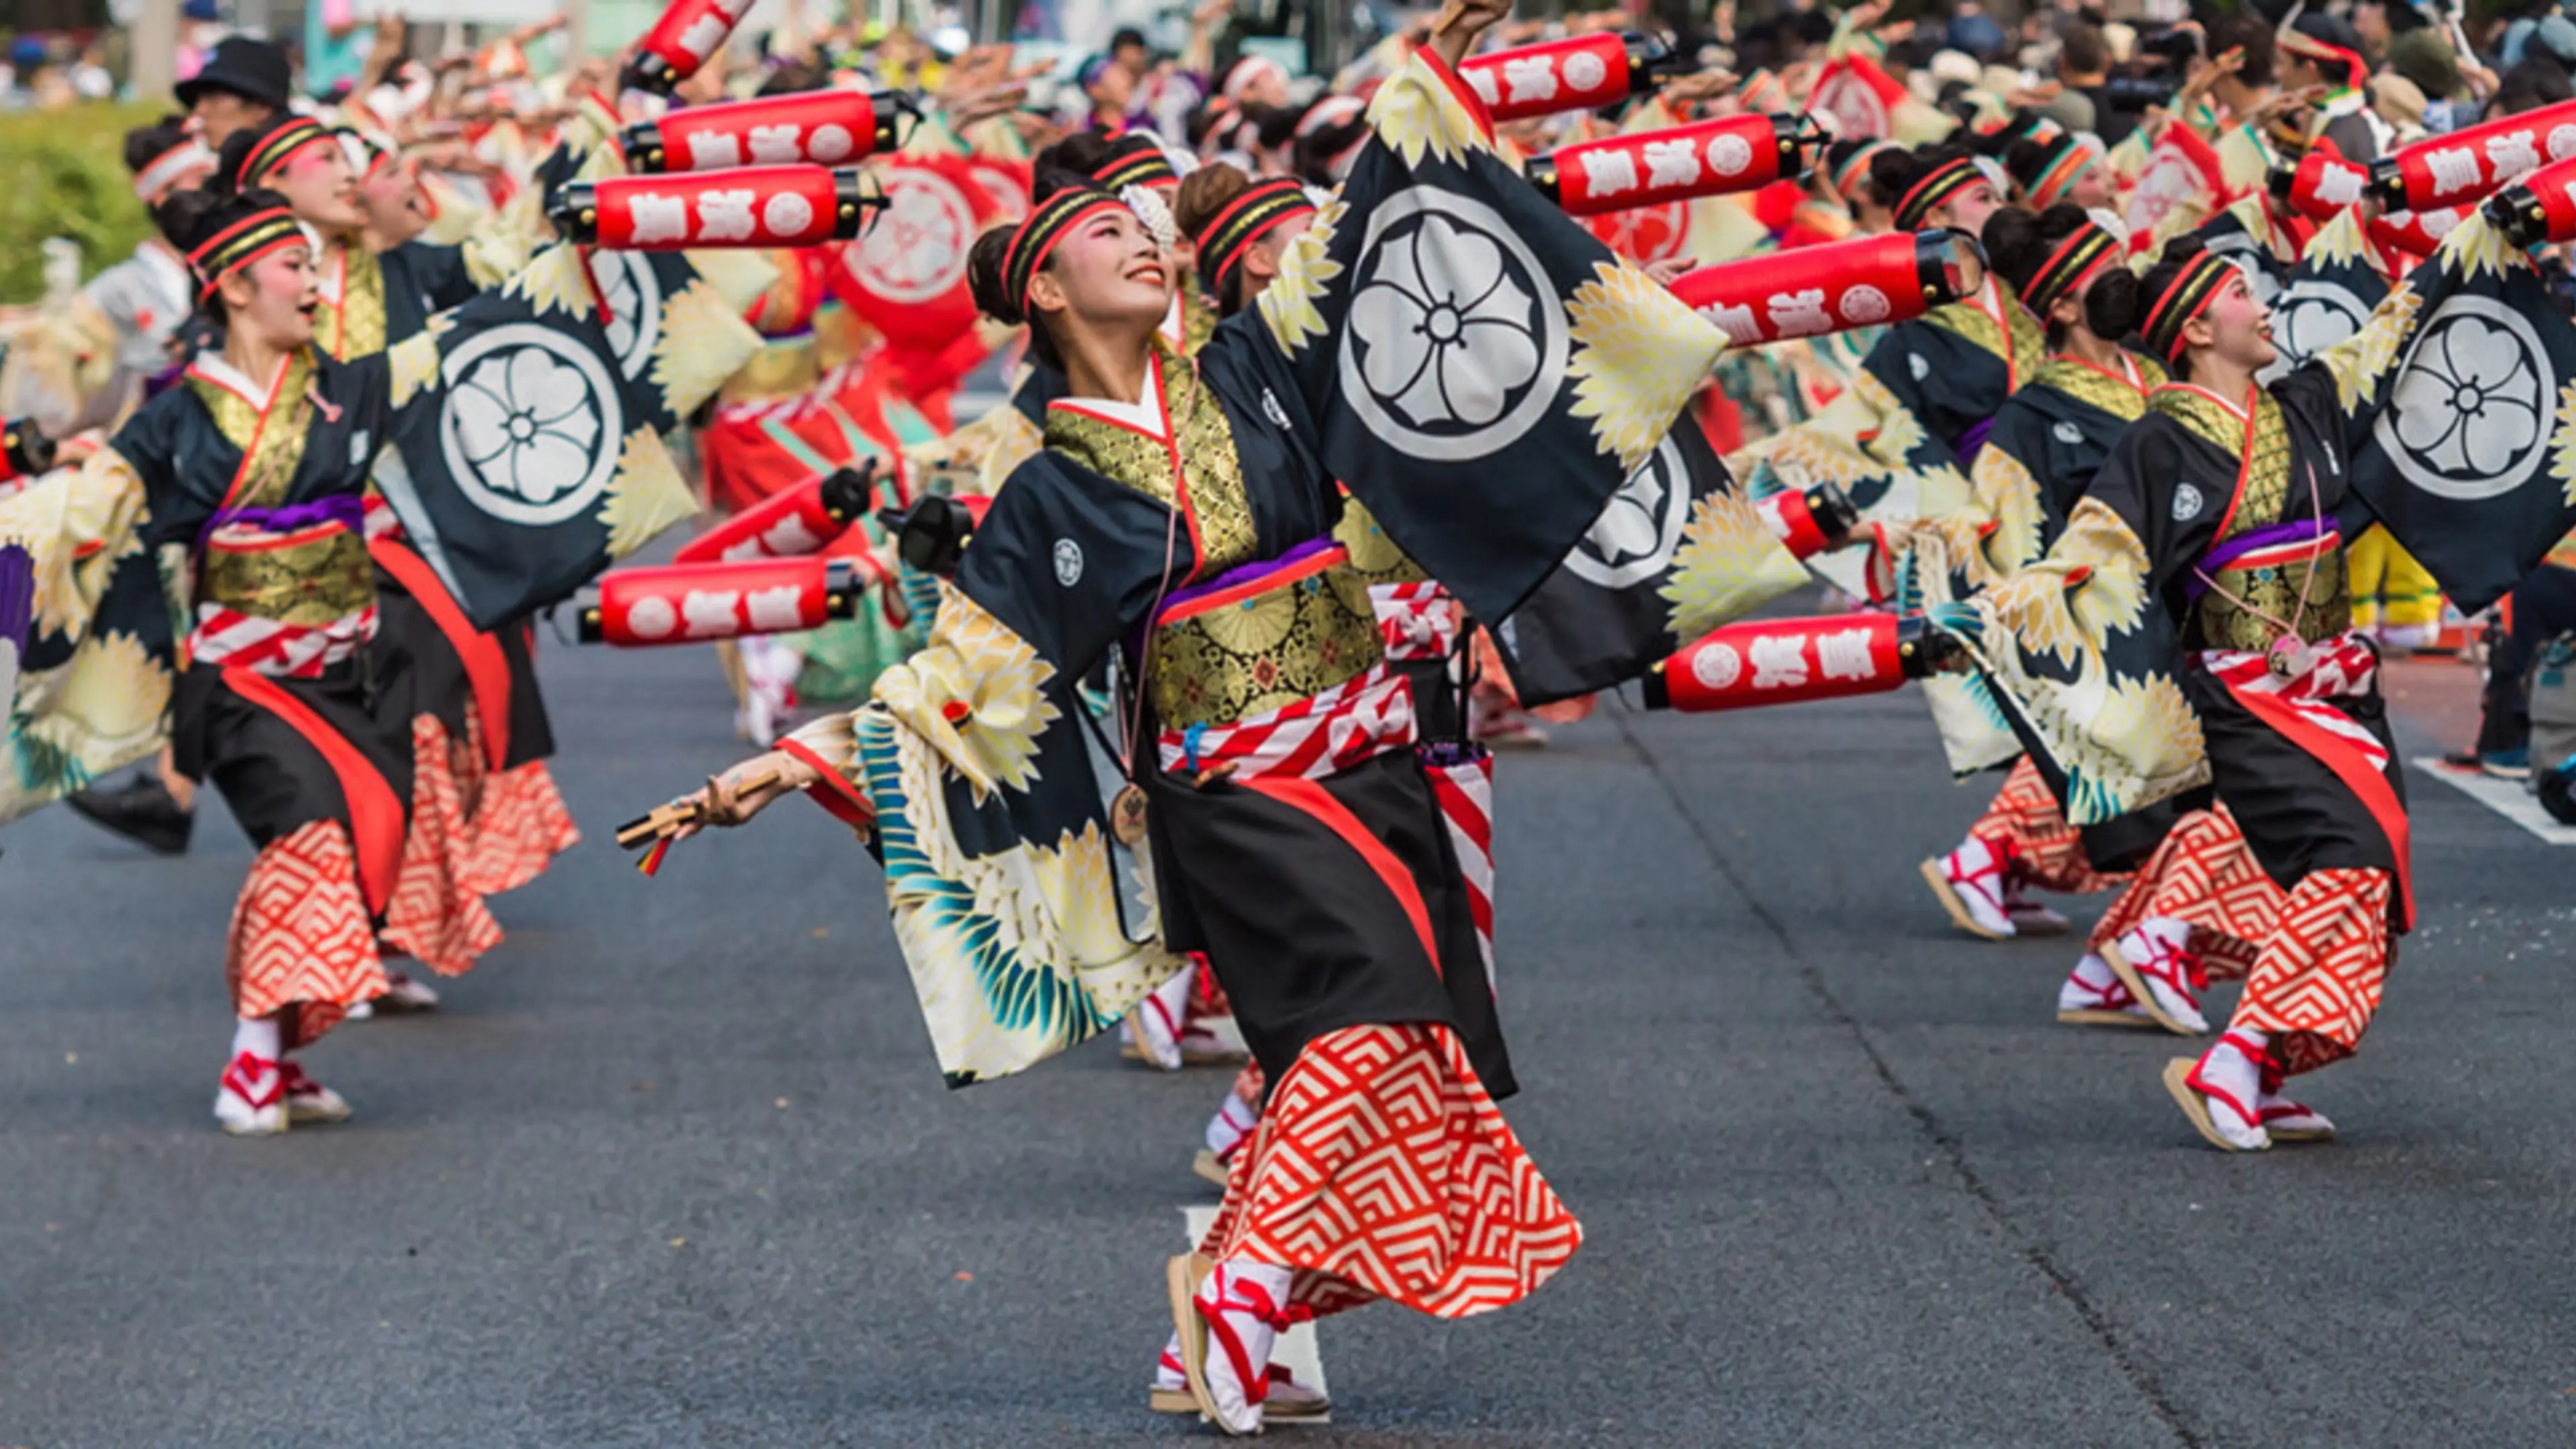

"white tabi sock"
[1203,1089,1259,1159]
[231,1016,281,1063]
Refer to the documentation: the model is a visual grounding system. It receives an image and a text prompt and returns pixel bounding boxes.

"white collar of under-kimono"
[1049,351,1171,441]
[1158,290,1187,349]
[1973,275,2006,325]
[315,241,348,307]
[188,351,295,411]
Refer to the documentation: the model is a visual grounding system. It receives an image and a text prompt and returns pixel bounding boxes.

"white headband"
[132,140,215,202]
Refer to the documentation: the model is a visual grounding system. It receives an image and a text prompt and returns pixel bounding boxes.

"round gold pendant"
[1110,783,1150,846]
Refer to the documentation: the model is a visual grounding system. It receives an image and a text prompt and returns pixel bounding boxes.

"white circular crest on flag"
[2171,482,2204,521]
[2552,123,2576,161]
[762,191,816,239]
[855,167,975,305]
[2373,294,2553,502]
[1053,538,1085,586]
[1706,131,1754,177]
[809,123,855,163]
[1565,434,1689,589]
[627,595,679,640]
[585,250,663,383]
[439,325,625,527]
[2053,421,2085,445]
[1815,72,1888,140]
[1562,50,1608,93]
[2267,278,2372,372]
[1340,189,1565,462]
[970,163,1029,225]
[1690,641,1742,690]
[1838,284,1890,324]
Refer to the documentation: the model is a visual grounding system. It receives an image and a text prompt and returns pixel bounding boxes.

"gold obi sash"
[201,517,375,627]
[1144,540,1383,730]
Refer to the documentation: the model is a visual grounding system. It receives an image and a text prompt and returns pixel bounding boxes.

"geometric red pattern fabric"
[225,820,389,1050]
[1195,1023,1582,1322]
[1969,757,2122,896]
[380,716,502,977]
[2087,804,2281,982]
[2235,867,2393,1077]
[460,760,580,898]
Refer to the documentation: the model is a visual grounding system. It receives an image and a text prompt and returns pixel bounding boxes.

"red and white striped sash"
[2197,633,2387,773]
[190,603,376,677]
[1368,580,1459,663]
[1157,662,1416,782]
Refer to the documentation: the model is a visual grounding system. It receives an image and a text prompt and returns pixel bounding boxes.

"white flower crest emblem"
[1565,435,1688,589]
[857,168,973,305]
[585,251,662,382]
[2375,297,2551,501]
[1340,191,1566,461]
[439,327,623,526]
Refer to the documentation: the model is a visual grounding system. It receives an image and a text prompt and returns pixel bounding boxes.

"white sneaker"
[214,1052,288,1137]
[2103,918,2210,1035]
[373,971,440,1014]
[2055,953,2156,1028]
[1120,969,1193,1072]
[279,1061,353,1125]
[1921,837,2016,940]
[2163,1031,2273,1152]
[1189,1259,1295,1436]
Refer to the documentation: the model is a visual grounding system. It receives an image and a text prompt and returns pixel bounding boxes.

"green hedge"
[0,103,166,305]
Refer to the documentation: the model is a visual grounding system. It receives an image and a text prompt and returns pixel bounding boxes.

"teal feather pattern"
[855,710,1120,1083]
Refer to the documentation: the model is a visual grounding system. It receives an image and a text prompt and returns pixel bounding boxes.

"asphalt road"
[3,628,2571,1448]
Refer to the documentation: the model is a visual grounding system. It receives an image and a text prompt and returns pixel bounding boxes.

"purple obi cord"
[1152,535,1343,621]
[1952,416,1997,467]
[2182,515,2341,603]
[195,493,367,555]
[0,543,32,652]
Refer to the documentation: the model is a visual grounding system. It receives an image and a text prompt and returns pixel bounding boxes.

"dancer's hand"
[672,750,819,838]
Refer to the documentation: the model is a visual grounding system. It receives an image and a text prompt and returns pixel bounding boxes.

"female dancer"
[664,0,1729,1426]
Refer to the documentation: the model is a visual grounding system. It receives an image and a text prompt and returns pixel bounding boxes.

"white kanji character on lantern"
[1464,66,1501,105]
[1703,301,1762,346]
[2313,164,2364,207]
[696,189,757,241]
[757,514,824,557]
[2424,146,2481,197]
[1503,56,1559,104]
[1583,148,1642,201]
[628,192,690,244]
[1815,627,1878,682]
[2489,130,2542,182]
[686,133,742,170]
[678,13,729,58]
[1764,287,1832,338]
[1643,138,1701,189]
[682,589,743,637]
[748,123,804,164]
[1748,633,1811,689]
[745,584,807,632]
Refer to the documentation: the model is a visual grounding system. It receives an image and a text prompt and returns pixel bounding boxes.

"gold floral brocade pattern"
[1148,559,1381,729]
[2150,386,2353,651]
[1041,347,1260,576]
[190,353,315,512]
[200,528,375,625]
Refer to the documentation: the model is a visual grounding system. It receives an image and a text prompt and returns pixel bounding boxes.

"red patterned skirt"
[1195,1023,1580,1320]
[1966,757,2123,896]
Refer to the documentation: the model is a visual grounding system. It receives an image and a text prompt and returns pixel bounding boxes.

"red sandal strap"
[220,1053,284,1110]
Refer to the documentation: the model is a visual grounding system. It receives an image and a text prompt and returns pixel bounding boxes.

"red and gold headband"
[234,116,338,189]
[2141,251,2239,363]
[2023,222,2118,318]
[1892,156,1980,231]
[186,206,307,299]
[1092,133,1179,191]
[2023,137,2094,209]
[1002,186,1131,317]
[1192,177,1314,305]
[1829,140,1894,201]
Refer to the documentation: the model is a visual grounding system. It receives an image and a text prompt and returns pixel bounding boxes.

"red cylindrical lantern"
[1643,612,1910,711]
[2371,206,2462,258]
[579,557,856,646]
[2274,152,2371,220]
[551,166,866,248]
[1457,32,1672,123]
[1668,230,1984,347]
[1,418,54,486]
[675,466,874,566]
[1755,482,1859,561]
[2367,98,2576,212]
[623,0,756,94]
[2485,154,2576,247]
[1528,114,1807,216]
[624,90,904,173]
